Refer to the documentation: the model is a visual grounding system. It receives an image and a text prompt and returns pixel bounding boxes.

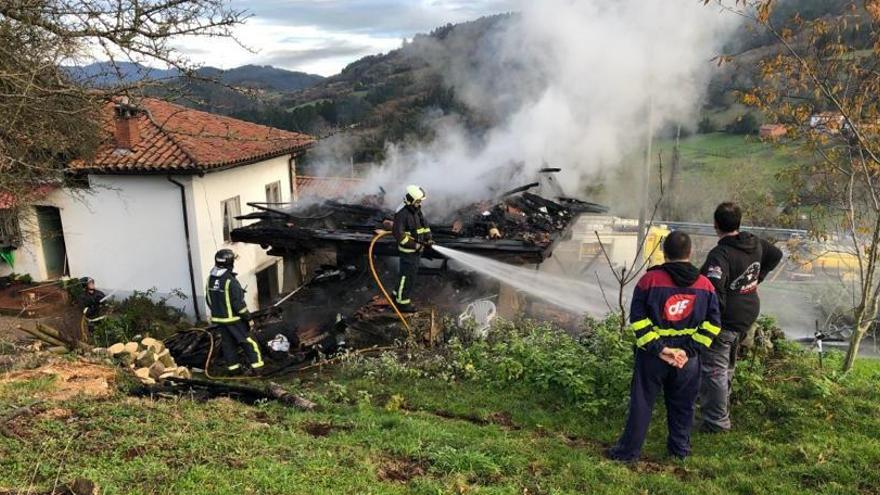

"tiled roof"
[295,176,362,200]
[0,185,57,210]
[71,98,314,173]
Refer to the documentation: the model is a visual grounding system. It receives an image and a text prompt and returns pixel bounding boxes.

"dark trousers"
[698,329,739,431]
[218,320,264,370]
[395,252,420,307]
[610,349,701,461]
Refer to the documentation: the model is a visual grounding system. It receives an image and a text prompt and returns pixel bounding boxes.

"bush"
[91,288,189,346]
[725,112,760,135]
[446,316,634,415]
[697,116,716,134]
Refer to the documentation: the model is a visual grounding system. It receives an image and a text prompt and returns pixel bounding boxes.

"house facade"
[0,98,313,320]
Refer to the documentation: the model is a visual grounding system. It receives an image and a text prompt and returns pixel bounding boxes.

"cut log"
[159,377,318,411]
[134,367,151,380]
[267,382,317,411]
[156,349,175,368]
[141,377,156,386]
[47,346,68,354]
[123,342,140,355]
[18,326,66,347]
[135,349,156,368]
[175,367,192,379]
[148,362,166,380]
[34,323,62,339]
[108,343,126,355]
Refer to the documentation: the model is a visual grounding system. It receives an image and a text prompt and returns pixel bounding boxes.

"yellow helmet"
[405,185,426,204]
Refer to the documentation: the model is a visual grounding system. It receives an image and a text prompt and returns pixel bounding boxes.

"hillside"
[62,62,325,140]
[229,14,513,165]
[221,1,866,172]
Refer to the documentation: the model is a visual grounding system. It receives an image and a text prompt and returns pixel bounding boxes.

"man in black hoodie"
[698,202,783,432]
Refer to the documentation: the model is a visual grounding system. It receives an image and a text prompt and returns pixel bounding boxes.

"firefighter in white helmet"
[391,185,432,313]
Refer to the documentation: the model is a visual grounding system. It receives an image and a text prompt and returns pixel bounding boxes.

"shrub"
[446,316,633,416]
[697,116,716,134]
[725,112,760,135]
[91,288,189,346]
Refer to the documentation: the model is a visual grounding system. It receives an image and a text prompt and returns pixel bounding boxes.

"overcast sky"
[174,0,517,76]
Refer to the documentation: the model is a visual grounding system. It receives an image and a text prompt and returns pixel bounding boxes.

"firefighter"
[206,249,264,373]
[392,185,432,313]
[698,202,783,432]
[607,231,722,462]
[79,277,106,333]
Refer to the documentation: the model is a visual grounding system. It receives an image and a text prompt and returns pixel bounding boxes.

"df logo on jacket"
[664,294,696,322]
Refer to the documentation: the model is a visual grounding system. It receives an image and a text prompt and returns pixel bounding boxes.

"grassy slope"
[659,132,803,193]
[0,352,878,494]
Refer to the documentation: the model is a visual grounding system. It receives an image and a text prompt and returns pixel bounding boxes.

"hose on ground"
[368,231,413,339]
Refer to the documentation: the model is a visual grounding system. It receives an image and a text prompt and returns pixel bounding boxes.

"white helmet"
[405,185,426,204]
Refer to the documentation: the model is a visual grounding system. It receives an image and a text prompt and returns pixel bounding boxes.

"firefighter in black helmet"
[392,185,432,313]
[79,277,106,333]
[206,249,263,373]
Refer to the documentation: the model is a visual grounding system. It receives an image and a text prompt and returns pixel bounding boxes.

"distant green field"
[658,132,804,181]
[613,132,813,223]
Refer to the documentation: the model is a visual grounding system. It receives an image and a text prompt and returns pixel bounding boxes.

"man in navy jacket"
[607,231,722,462]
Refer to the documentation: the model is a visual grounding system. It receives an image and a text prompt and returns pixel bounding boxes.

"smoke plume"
[350,0,739,214]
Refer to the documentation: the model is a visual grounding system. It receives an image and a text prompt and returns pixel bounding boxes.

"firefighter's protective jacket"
[392,204,432,253]
[206,267,249,324]
[629,262,722,356]
[80,289,106,321]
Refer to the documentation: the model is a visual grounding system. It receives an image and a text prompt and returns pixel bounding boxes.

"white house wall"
[188,154,292,317]
[48,176,195,315]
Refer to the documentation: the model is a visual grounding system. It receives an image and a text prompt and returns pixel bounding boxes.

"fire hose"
[369,231,413,339]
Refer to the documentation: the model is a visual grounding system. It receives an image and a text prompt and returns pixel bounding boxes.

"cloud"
[261,40,375,68]
[170,1,517,75]
[235,0,516,36]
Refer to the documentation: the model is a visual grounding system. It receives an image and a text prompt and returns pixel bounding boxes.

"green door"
[35,206,67,279]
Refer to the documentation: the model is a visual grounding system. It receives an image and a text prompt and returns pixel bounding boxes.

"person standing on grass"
[607,231,722,462]
[698,202,783,433]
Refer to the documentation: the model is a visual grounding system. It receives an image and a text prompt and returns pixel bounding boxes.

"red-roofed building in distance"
[0,98,314,320]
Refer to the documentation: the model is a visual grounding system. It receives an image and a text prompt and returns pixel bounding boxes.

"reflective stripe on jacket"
[206,267,249,323]
[629,266,722,355]
[392,203,432,253]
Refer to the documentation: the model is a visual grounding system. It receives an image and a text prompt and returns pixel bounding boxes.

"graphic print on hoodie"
[700,232,783,334]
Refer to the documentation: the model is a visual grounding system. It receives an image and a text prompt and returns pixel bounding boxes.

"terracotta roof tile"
[71,98,315,173]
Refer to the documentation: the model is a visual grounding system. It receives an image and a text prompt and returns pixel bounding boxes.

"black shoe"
[603,447,637,464]
[698,422,730,434]
[397,304,418,314]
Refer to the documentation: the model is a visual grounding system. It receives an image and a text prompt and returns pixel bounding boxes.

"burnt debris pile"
[232,187,605,264]
[160,185,607,375]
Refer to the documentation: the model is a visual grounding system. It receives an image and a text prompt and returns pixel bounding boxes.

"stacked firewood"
[107,337,192,385]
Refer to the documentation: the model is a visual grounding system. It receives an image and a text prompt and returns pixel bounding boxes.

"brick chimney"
[113,102,141,150]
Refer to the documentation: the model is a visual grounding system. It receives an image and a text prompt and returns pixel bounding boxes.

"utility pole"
[636,95,654,258]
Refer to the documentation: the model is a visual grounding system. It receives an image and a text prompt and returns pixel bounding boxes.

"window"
[221,196,241,243]
[265,181,282,204]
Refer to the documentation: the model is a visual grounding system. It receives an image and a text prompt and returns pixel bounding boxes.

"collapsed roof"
[232,187,607,264]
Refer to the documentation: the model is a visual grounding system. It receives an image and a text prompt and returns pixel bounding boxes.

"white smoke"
[351,0,739,214]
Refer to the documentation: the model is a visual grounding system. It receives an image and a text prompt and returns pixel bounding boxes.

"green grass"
[1,340,878,494]
[657,133,804,187]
